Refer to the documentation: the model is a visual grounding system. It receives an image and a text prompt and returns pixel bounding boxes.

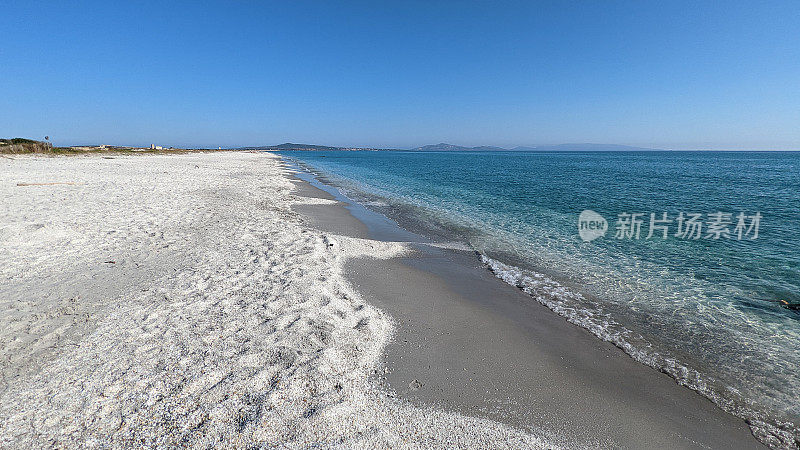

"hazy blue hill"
[242,143,343,151]
[472,145,508,151]
[249,142,663,152]
[412,143,506,152]
[412,142,661,152]
[511,143,660,152]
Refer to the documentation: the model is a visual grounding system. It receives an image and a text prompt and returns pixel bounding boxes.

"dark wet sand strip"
[288,169,763,449]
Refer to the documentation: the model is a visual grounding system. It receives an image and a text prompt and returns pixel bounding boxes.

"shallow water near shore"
[280,150,800,447]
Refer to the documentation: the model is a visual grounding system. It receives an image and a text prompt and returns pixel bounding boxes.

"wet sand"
[289,167,764,449]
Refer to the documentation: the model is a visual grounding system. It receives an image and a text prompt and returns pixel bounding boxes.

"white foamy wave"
[421,241,474,251]
[363,200,389,207]
[480,254,800,449]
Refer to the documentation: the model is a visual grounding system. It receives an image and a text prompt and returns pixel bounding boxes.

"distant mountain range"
[411,143,507,152]
[411,143,661,152]
[239,143,393,151]
[249,142,662,152]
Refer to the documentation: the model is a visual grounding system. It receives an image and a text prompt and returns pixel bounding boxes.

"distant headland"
[244,142,663,152]
[1,138,663,154]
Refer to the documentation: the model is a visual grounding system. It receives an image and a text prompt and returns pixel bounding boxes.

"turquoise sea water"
[280,150,800,447]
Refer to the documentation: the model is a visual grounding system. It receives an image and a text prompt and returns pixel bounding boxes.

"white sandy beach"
[0,152,554,448]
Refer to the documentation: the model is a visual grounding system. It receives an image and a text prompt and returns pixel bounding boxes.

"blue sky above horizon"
[3,1,799,150]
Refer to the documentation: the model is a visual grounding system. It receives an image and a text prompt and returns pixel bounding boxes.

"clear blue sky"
[3,1,799,149]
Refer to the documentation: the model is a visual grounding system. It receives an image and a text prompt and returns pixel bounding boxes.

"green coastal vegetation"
[0,138,223,155]
[0,138,57,154]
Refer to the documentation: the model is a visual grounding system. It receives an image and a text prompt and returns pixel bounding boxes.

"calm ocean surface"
[280,150,800,444]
